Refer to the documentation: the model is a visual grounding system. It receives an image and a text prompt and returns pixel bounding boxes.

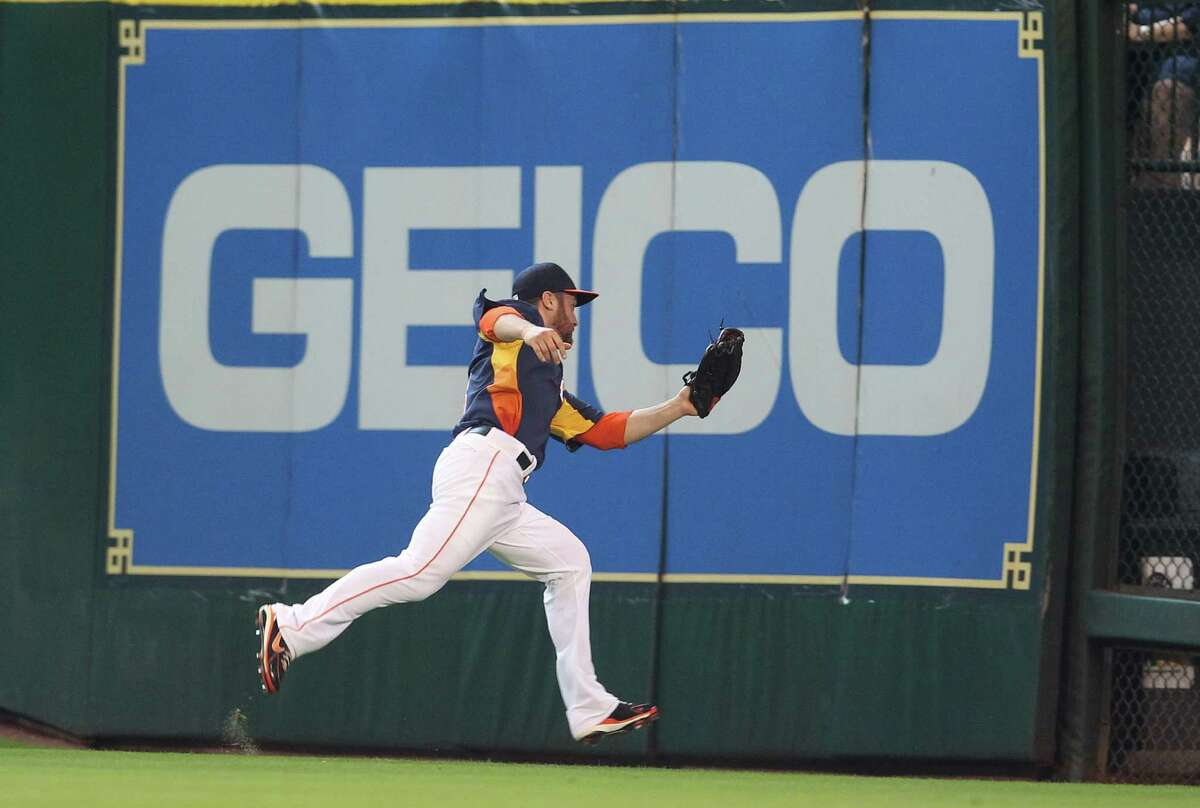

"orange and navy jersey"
[452,290,629,470]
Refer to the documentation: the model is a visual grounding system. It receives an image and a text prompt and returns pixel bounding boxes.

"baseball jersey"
[452,290,629,470]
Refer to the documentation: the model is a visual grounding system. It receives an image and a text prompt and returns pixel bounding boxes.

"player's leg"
[270,442,524,661]
[488,504,628,740]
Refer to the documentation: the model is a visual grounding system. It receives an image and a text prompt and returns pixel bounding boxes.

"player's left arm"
[552,389,697,451]
[622,386,698,445]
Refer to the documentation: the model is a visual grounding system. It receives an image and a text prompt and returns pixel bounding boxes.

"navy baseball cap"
[512,262,599,306]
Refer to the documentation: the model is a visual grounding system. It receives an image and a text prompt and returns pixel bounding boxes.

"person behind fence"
[1128,3,1200,187]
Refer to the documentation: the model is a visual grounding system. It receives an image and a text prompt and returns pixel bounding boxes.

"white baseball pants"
[271,428,619,739]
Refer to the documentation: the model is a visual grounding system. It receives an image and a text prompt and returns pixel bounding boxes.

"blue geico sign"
[110,13,1044,587]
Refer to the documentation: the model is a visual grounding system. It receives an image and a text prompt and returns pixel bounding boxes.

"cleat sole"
[579,706,659,744]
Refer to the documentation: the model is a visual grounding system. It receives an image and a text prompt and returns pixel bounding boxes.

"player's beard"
[547,307,574,344]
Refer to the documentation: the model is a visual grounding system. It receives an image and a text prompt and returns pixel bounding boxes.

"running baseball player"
[256,262,741,744]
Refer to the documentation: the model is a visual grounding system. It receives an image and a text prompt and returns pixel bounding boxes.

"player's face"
[547,293,579,344]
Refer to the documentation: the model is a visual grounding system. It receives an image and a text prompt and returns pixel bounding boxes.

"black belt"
[467,426,534,471]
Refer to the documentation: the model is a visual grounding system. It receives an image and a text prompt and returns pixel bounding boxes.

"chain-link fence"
[1127,2,1200,190]
[1116,0,1200,785]
[1107,648,1200,782]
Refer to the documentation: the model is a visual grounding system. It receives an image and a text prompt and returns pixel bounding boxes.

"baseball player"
[256,262,702,744]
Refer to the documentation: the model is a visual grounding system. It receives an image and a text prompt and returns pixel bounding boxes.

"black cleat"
[256,605,292,695]
[579,702,659,744]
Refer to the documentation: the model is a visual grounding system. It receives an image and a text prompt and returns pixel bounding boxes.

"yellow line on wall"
[126,564,1009,588]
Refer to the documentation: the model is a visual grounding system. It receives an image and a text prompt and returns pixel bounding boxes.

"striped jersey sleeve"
[474,292,524,342]
[550,390,629,451]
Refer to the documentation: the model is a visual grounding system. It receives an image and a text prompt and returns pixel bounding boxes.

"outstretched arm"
[623,387,698,445]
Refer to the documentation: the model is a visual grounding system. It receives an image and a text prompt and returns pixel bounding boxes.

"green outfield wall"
[0,2,113,735]
[0,0,1097,767]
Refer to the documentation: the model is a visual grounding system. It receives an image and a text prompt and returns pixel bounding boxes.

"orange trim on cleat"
[256,605,292,695]
[579,703,659,744]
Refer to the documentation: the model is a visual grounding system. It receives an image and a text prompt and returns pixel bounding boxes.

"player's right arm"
[489,313,571,364]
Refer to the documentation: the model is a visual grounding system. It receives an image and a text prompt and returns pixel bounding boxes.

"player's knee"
[561,542,592,579]
[540,546,592,588]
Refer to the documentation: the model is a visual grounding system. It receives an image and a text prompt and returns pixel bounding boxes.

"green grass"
[1,748,1197,808]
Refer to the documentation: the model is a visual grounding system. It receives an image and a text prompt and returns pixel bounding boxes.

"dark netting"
[1115,1,1200,784]
[1107,648,1200,783]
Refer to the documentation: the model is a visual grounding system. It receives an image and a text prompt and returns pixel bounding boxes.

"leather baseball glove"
[682,327,745,418]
